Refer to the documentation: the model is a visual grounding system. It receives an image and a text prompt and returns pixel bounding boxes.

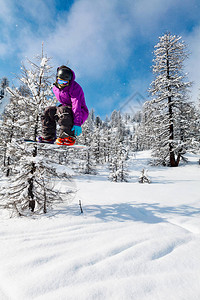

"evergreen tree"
[109,141,129,182]
[0,77,9,100]
[0,52,75,216]
[149,33,192,167]
[92,125,102,164]
[108,116,129,182]
[190,97,200,152]
[140,101,155,150]
[1,77,9,89]
[0,92,23,176]
[76,111,96,174]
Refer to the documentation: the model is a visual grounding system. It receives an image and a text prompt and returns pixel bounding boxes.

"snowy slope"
[0,151,200,300]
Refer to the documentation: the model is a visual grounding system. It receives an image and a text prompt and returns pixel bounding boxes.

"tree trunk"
[28,177,35,212]
[167,50,178,167]
[28,115,39,212]
[6,157,11,177]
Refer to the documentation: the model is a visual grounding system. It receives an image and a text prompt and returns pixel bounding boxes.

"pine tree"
[189,97,200,152]
[92,125,101,164]
[76,111,96,174]
[149,33,192,167]
[138,169,151,184]
[0,77,9,100]
[0,51,76,216]
[109,141,129,182]
[0,92,23,176]
[108,116,129,182]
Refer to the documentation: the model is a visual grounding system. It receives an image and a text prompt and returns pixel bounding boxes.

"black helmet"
[56,66,73,81]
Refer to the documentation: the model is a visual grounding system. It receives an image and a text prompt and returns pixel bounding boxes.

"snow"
[40,58,48,68]
[0,151,200,300]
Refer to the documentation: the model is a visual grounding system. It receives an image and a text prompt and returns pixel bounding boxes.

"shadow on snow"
[81,202,164,224]
[46,201,200,225]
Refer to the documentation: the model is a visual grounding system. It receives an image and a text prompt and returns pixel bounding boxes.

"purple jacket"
[53,69,89,126]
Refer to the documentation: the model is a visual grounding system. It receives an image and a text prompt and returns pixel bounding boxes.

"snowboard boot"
[36,136,56,144]
[56,134,76,146]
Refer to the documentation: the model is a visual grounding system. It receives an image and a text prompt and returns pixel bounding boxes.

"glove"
[72,125,82,136]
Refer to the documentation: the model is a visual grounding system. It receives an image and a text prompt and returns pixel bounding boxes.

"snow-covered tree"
[75,111,96,174]
[138,169,151,184]
[0,77,9,100]
[109,142,129,182]
[0,93,23,176]
[108,117,129,182]
[148,33,192,167]
[0,52,76,216]
[1,77,9,89]
[193,93,200,151]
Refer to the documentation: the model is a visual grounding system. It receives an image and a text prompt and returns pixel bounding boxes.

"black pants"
[41,105,74,139]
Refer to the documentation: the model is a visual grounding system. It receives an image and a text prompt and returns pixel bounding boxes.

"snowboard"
[24,139,88,149]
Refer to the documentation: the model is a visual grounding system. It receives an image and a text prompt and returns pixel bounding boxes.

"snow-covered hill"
[0,151,200,300]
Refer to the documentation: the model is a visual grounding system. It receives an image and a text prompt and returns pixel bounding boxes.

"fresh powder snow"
[0,151,200,300]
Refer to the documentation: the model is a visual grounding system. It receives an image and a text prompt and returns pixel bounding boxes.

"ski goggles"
[57,78,69,85]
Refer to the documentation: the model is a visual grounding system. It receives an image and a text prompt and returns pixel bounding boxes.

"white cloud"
[6,0,137,79]
[0,43,8,56]
[20,0,196,79]
[44,0,133,79]
[0,0,14,24]
[1,0,200,102]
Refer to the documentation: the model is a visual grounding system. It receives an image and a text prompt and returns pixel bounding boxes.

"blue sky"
[1,0,200,118]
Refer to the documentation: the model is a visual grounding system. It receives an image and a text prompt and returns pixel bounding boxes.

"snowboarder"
[37,65,89,145]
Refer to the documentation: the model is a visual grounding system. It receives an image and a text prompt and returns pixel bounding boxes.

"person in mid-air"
[37,65,89,146]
